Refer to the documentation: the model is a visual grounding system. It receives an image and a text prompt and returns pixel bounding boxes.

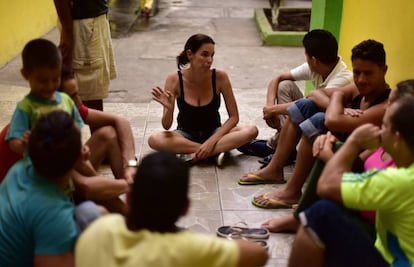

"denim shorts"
[299,199,388,267]
[74,201,101,234]
[175,127,220,144]
[287,99,327,141]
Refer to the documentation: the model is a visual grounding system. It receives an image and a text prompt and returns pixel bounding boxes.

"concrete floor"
[0,0,309,266]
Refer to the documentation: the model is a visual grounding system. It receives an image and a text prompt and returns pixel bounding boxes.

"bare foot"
[262,214,299,233]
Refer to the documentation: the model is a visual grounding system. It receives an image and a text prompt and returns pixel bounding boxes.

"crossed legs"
[148,124,258,159]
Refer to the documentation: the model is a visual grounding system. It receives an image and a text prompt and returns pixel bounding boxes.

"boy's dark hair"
[351,39,386,67]
[302,29,338,65]
[22,38,62,73]
[177,33,215,70]
[28,110,81,179]
[129,151,190,232]
[390,96,414,152]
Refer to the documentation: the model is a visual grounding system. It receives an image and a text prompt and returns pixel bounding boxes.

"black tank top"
[350,88,391,109]
[72,0,108,19]
[176,69,221,132]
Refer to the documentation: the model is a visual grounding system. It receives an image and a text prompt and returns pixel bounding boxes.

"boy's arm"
[317,124,381,202]
[307,83,358,111]
[7,107,31,154]
[306,89,330,111]
[265,71,294,106]
[8,131,30,154]
[325,91,387,132]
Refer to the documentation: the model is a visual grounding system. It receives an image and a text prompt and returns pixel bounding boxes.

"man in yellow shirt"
[76,151,268,267]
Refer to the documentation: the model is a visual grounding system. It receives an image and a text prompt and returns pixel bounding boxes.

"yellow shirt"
[76,214,239,267]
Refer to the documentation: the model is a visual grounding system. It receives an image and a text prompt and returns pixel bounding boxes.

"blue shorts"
[299,199,388,267]
[74,201,101,234]
[175,127,219,144]
[287,99,327,141]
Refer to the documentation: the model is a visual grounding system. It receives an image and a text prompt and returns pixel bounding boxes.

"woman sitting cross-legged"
[148,33,258,166]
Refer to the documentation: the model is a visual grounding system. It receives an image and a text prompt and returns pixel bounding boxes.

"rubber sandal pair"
[251,193,294,209]
[238,173,286,185]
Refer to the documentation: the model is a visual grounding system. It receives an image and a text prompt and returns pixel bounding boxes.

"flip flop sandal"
[251,193,294,209]
[218,226,270,251]
[238,173,285,185]
[216,222,269,239]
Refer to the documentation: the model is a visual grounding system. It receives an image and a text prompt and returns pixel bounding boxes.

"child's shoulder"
[16,94,35,109]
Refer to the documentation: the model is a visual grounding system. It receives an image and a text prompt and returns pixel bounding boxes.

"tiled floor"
[0,1,308,265]
[0,84,297,266]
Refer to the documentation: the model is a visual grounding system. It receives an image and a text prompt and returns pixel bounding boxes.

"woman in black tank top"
[148,34,258,166]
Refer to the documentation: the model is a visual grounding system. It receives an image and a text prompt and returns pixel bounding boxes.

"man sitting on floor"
[238,29,352,165]
[288,96,414,267]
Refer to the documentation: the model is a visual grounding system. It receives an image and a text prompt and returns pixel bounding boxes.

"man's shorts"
[287,98,327,141]
[72,14,117,101]
[299,199,388,267]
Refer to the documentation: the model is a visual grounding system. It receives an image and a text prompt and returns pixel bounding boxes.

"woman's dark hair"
[303,29,338,65]
[22,38,62,74]
[351,39,386,67]
[28,110,81,179]
[128,151,190,232]
[176,33,215,69]
[390,95,414,152]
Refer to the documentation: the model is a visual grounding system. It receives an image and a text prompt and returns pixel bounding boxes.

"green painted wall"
[310,0,343,41]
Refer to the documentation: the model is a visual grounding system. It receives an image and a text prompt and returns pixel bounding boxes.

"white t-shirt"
[291,57,353,89]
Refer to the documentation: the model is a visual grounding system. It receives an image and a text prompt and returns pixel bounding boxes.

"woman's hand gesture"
[151,86,174,111]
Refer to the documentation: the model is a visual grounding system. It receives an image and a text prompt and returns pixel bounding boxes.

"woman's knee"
[148,133,159,149]
[245,124,259,139]
[148,131,170,150]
